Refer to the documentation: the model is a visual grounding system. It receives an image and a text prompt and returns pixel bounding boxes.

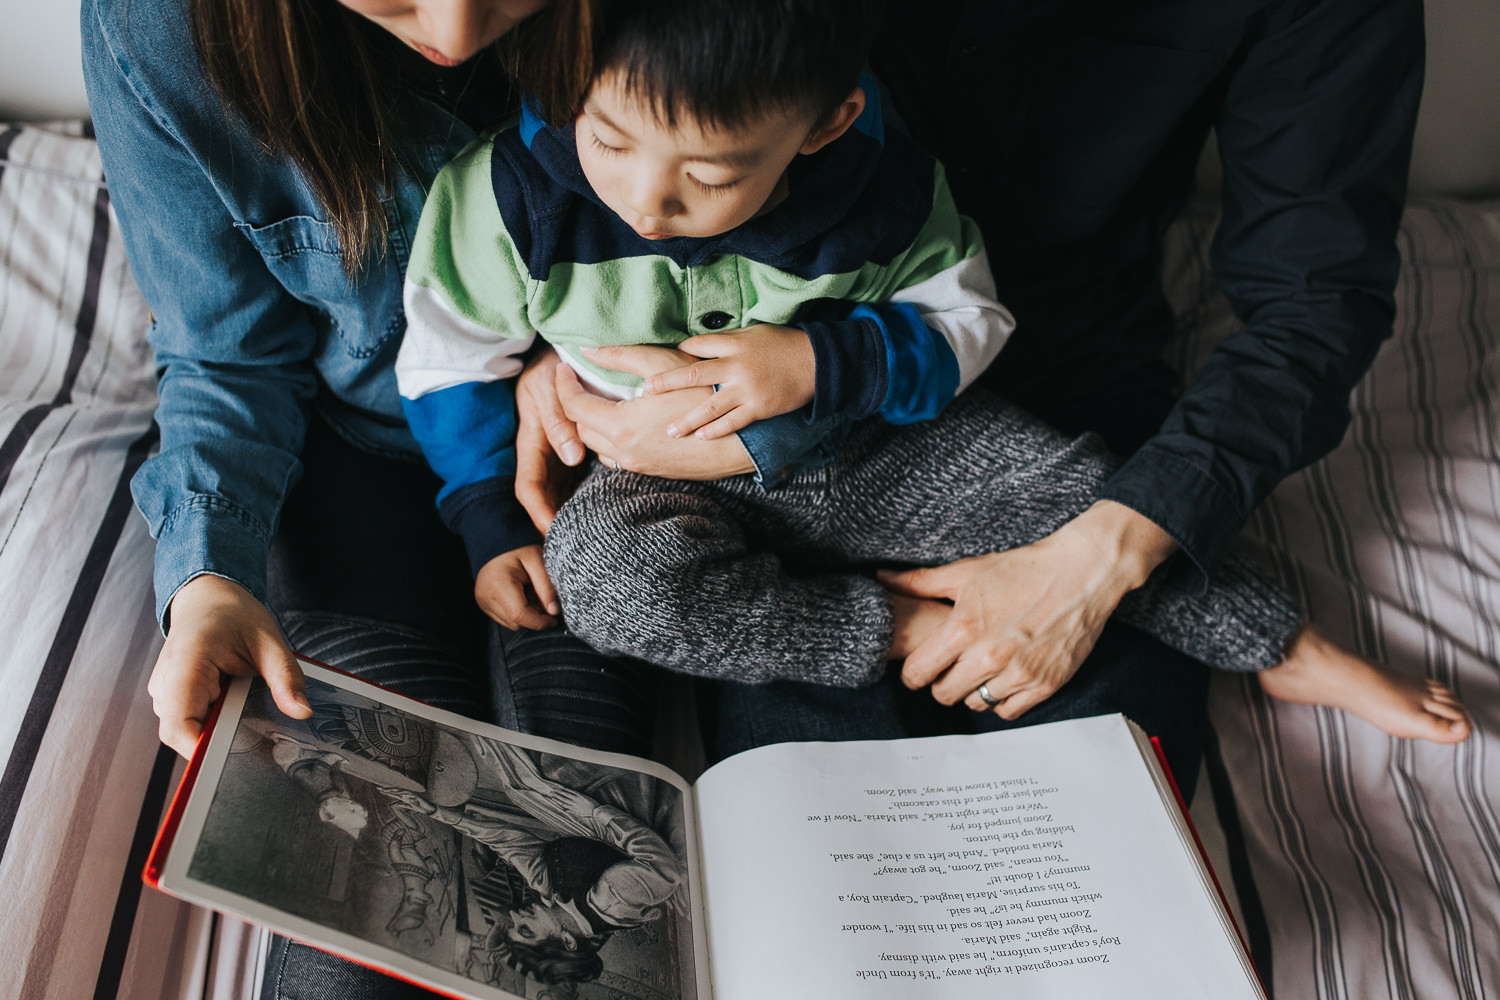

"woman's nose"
[419,0,495,62]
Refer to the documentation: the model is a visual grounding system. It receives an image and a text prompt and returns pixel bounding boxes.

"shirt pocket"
[234,213,405,359]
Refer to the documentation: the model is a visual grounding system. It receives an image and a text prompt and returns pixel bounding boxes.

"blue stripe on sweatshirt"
[857,303,961,424]
[401,380,521,504]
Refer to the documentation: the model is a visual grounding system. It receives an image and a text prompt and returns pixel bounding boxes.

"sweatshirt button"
[700,311,731,330]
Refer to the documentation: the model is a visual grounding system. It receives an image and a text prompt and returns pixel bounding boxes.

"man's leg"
[705,618,1210,792]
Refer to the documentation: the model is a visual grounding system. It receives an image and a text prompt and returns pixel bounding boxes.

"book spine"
[141,691,229,887]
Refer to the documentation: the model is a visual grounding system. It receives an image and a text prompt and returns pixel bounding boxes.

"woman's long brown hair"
[189,0,597,275]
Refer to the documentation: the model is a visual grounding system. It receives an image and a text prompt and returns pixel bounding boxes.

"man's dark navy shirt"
[873,0,1422,588]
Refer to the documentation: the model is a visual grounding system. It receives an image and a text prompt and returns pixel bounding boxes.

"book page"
[153,661,710,1000]
[694,714,1261,999]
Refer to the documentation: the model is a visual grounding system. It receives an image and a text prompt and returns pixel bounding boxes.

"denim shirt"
[82,0,828,627]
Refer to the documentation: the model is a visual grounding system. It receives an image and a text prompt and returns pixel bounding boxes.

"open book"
[146,660,1265,1000]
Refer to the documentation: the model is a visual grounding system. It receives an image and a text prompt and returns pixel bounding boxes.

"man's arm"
[1099,0,1422,588]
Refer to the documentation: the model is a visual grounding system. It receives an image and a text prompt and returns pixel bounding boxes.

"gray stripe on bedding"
[1257,499,1349,1000]
[90,745,179,1000]
[0,422,156,858]
[13,584,167,999]
[0,184,110,494]
[1397,217,1485,998]
[1305,458,1414,1000]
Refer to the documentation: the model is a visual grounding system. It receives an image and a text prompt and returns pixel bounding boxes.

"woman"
[82,1,681,996]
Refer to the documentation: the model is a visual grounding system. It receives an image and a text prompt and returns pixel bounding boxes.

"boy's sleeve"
[396,141,540,574]
[800,160,1013,425]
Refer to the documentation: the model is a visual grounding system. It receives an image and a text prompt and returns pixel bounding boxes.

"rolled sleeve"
[149,497,275,629]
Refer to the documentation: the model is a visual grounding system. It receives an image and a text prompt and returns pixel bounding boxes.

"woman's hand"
[883,501,1177,718]
[514,347,589,535]
[148,575,310,759]
[633,325,816,440]
[474,544,560,630]
[559,346,757,480]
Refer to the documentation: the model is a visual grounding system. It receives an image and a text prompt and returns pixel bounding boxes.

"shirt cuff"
[152,496,274,633]
[1095,444,1246,596]
[800,317,888,422]
[736,411,850,489]
[439,477,541,575]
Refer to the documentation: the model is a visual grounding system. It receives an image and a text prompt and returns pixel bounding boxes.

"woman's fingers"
[898,616,973,691]
[877,565,961,602]
[517,348,584,466]
[257,637,311,722]
[645,361,719,396]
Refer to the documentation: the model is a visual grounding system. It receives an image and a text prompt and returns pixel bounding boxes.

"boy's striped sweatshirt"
[396,77,1013,573]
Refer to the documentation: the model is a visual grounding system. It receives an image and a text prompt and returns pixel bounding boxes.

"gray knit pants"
[544,391,1302,688]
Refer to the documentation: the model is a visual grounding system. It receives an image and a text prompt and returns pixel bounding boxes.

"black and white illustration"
[186,674,696,1000]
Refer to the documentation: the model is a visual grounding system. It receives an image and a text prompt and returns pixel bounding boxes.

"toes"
[1424,698,1469,723]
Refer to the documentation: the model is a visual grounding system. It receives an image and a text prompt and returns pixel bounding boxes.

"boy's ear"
[799,87,867,156]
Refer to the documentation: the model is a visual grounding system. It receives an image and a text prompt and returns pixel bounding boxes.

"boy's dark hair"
[531,0,887,130]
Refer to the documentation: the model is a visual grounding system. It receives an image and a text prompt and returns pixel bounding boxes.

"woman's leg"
[267,411,489,714]
[261,414,660,999]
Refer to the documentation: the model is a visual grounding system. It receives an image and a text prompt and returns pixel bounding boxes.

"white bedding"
[1164,199,1500,1000]
[1,120,1496,1000]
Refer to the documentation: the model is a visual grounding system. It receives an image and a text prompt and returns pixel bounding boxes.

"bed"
[1,4,1497,999]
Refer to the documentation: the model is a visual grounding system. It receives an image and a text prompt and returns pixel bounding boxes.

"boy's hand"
[628,324,815,439]
[475,545,561,630]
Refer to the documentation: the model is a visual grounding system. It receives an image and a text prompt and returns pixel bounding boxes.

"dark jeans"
[706,620,1211,793]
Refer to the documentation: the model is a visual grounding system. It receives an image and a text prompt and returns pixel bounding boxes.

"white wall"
[0,0,88,121]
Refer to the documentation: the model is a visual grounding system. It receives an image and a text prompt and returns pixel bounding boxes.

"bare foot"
[887,592,950,660]
[1257,624,1471,744]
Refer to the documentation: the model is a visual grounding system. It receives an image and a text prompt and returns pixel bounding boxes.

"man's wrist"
[1071,500,1179,591]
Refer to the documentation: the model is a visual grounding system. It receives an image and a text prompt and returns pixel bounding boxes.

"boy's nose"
[628,174,683,220]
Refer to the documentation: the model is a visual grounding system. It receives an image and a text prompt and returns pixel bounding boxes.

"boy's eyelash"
[588,131,739,195]
[690,176,739,196]
[589,133,623,157]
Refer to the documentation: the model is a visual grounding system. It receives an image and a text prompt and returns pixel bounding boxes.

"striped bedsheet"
[0,122,263,1000]
[0,119,1495,999]
[1164,199,1500,1000]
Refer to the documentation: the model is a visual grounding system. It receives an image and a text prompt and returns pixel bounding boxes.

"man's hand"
[884,501,1177,718]
[149,575,310,759]
[474,544,560,630]
[560,345,757,480]
[514,348,589,534]
[630,325,816,439]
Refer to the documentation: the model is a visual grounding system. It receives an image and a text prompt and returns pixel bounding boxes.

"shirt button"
[701,311,732,330]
